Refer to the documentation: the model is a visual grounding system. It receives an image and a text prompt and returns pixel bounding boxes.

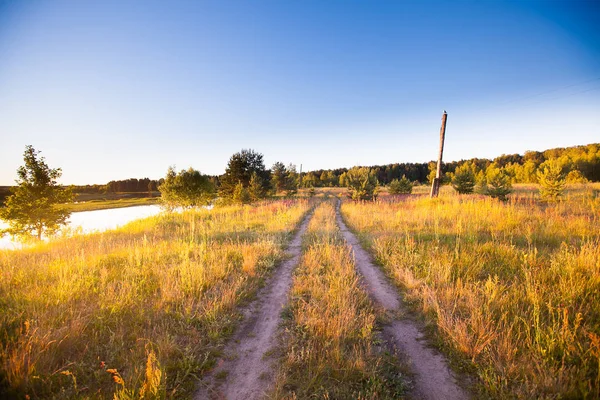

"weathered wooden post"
[430,111,448,198]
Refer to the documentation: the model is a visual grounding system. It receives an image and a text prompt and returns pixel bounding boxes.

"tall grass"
[342,193,600,398]
[0,199,310,399]
[273,201,406,399]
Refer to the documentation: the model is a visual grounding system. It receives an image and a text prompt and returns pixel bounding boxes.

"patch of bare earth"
[195,210,314,400]
[335,202,469,400]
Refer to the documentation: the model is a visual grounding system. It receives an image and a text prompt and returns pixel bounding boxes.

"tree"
[345,167,379,201]
[285,164,299,195]
[248,172,266,201]
[1,145,73,240]
[158,167,215,210]
[537,160,566,200]
[271,162,287,194]
[219,149,270,198]
[232,181,251,204]
[485,166,512,201]
[389,175,413,194]
[451,163,476,194]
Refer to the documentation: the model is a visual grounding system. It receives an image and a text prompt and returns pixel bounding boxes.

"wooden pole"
[430,111,448,198]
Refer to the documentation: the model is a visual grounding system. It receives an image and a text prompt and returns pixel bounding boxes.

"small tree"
[452,163,476,194]
[345,167,379,201]
[248,172,266,202]
[219,149,270,199]
[271,162,287,194]
[233,181,251,204]
[485,166,512,201]
[389,175,413,194]
[159,167,215,210]
[285,164,299,196]
[537,160,566,200]
[1,145,73,240]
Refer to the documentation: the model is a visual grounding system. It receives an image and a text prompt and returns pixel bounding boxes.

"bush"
[485,167,512,201]
[233,181,251,204]
[345,167,379,201]
[388,175,413,194]
[538,160,566,200]
[452,163,476,194]
[159,167,215,210]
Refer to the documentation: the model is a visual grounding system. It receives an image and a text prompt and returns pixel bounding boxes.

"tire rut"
[335,202,469,400]
[196,209,314,400]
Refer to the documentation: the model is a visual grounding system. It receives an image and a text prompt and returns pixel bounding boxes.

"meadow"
[0,199,310,399]
[273,200,406,398]
[341,184,600,398]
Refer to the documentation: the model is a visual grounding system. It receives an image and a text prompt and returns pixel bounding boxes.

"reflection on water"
[0,205,163,250]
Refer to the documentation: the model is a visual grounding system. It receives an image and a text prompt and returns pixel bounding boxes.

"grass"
[66,197,161,212]
[272,200,407,399]
[341,185,600,399]
[0,199,311,399]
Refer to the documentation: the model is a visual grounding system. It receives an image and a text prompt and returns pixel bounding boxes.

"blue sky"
[1,0,599,185]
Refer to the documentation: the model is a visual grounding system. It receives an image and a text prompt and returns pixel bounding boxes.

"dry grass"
[341,186,600,399]
[273,200,406,399]
[0,199,310,399]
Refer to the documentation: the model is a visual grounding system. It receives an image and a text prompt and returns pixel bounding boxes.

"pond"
[0,205,163,250]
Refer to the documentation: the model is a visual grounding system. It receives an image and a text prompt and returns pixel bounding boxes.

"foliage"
[232,181,251,204]
[158,167,215,210]
[248,172,266,201]
[452,163,476,194]
[219,149,270,198]
[345,167,379,201]
[0,145,73,240]
[537,160,566,200]
[388,175,413,194]
[565,170,588,184]
[485,166,512,201]
[272,162,298,195]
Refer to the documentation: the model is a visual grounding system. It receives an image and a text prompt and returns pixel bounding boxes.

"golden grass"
[273,201,406,399]
[341,190,600,399]
[0,199,311,399]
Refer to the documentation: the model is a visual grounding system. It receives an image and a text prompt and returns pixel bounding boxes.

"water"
[0,205,163,250]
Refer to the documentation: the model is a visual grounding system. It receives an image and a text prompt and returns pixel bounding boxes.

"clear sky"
[1,0,599,185]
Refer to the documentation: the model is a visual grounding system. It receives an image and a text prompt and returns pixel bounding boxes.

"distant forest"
[1,143,598,205]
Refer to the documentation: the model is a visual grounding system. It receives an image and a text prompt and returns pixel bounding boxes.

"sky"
[0,0,599,185]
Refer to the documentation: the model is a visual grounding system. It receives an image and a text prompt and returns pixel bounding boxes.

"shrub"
[486,166,512,201]
[452,163,476,194]
[389,175,413,194]
[538,160,566,200]
[345,167,379,201]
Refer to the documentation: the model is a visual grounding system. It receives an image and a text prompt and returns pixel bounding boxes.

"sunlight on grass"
[0,199,310,399]
[341,187,600,398]
[273,201,406,398]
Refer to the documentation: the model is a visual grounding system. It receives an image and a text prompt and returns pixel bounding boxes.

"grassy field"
[273,200,406,398]
[0,199,311,399]
[66,197,161,213]
[341,185,600,398]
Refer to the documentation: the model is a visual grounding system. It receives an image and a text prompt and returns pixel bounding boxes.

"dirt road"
[335,202,468,400]
[196,210,314,400]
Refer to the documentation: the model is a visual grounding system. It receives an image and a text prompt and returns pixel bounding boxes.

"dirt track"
[335,202,469,400]
[195,210,313,400]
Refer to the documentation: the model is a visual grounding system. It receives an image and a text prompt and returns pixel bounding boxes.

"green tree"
[248,172,266,201]
[285,164,299,195]
[1,145,73,240]
[271,162,287,194]
[537,160,566,200]
[389,175,413,194]
[485,166,512,201]
[232,181,251,204]
[158,167,215,210]
[345,167,379,201]
[219,149,270,198]
[451,163,476,194]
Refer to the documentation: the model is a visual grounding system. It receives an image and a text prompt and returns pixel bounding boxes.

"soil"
[195,210,314,400]
[335,202,469,400]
